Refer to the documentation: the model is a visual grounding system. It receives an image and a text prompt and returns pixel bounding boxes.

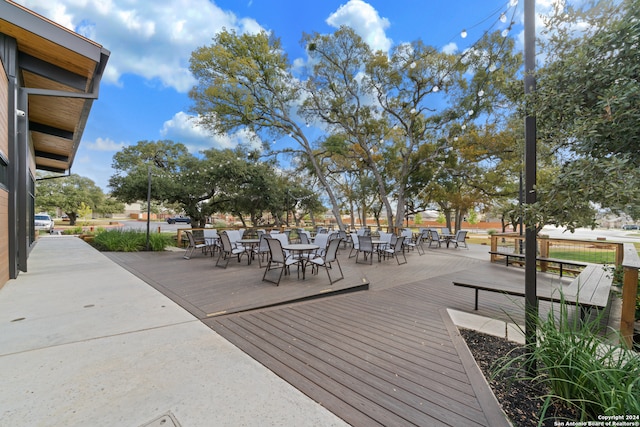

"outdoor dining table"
[238,238,260,264]
[282,243,319,279]
[370,239,389,262]
[441,234,456,248]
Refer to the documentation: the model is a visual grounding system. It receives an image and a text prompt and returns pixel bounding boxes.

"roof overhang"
[0,0,110,173]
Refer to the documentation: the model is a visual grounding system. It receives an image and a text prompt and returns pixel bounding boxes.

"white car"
[34,213,54,233]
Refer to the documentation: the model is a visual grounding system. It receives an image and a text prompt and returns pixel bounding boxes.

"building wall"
[0,62,9,288]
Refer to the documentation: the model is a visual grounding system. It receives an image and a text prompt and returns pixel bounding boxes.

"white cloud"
[14,0,265,93]
[441,42,458,55]
[84,137,125,151]
[326,0,392,52]
[160,111,262,153]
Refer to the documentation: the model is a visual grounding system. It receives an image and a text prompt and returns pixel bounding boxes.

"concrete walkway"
[0,236,349,427]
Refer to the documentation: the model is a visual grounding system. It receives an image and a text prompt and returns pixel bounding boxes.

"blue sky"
[15,0,559,191]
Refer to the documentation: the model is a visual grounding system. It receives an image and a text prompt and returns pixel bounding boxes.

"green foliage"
[546,250,616,265]
[534,0,640,221]
[92,229,173,252]
[467,210,479,225]
[493,298,640,422]
[36,173,105,226]
[62,226,83,235]
[77,202,93,225]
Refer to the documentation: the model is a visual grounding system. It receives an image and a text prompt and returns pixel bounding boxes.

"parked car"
[34,213,54,233]
[622,224,639,230]
[166,216,191,224]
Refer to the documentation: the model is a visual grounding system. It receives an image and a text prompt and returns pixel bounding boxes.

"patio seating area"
[102,235,616,426]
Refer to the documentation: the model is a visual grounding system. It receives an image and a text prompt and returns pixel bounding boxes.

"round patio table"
[238,238,260,264]
[282,244,319,279]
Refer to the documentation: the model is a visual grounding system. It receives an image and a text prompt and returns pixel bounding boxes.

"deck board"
[107,246,558,426]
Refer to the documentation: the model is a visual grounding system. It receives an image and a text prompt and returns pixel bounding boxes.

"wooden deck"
[106,244,608,426]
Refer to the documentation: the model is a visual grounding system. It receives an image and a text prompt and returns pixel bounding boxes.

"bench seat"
[453,264,612,319]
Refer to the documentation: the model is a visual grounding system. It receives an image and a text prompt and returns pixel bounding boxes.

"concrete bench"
[453,264,613,320]
[489,251,587,277]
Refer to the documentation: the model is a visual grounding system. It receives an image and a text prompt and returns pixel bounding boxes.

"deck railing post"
[620,243,640,348]
[490,234,498,263]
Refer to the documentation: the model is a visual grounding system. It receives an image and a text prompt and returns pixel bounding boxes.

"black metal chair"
[216,231,247,268]
[254,233,271,267]
[380,235,407,265]
[453,230,468,249]
[355,235,375,264]
[309,237,343,284]
[183,230,207,259]
[262,237,299,286]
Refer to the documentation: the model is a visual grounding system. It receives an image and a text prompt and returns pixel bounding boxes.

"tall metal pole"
[524,0,538,366]
[146,165,151,251]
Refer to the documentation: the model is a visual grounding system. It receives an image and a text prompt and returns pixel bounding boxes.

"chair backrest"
[456,230,467,242]
[185,230,196,246]
[356,228,367,236]
[219,232,233,252]
[324,237,341,263]
[378,231,392,244]
[191,229,205,244]
[237,229,245,239]
[313,233,329,252]
[390,234,398,246]
[299,232,310,244]
[359,235,373,251]
[283,230,291,238]
[203,229,218,239]
[401,229,412,239]
[350,233,359,249]
[393,235,405,251]
[430,230,440,240]
[258,234,269,251]
[265,237,286,263]
[257,229,266,238]
[226,229,241,244]
[441,227,450,235]
[271,232,289,247]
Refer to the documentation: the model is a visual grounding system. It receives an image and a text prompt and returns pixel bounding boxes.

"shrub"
[493,297,640,422]
[63,226,83,235]
[92,229,173,252]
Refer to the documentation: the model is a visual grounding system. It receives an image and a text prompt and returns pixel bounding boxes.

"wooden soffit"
[0,1,110,173]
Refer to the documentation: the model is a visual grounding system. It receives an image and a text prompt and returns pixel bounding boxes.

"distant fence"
[490,233,623,270]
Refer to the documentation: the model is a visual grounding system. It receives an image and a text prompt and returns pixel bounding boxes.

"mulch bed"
[460,329,580,427]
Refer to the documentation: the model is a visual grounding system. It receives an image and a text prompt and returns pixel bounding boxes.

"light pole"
[146,165,152,251]
[145,152,166,251]
[523,0,538,371]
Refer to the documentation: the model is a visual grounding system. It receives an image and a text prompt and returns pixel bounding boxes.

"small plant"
[492,296,640,423]
[78,202,93,226]
[62,226,83,235]
[91,229,173,252]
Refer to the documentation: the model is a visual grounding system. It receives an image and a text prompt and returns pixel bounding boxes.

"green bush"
[63,226,83,235]
[92,229,173,252]
[493,297,640,422]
